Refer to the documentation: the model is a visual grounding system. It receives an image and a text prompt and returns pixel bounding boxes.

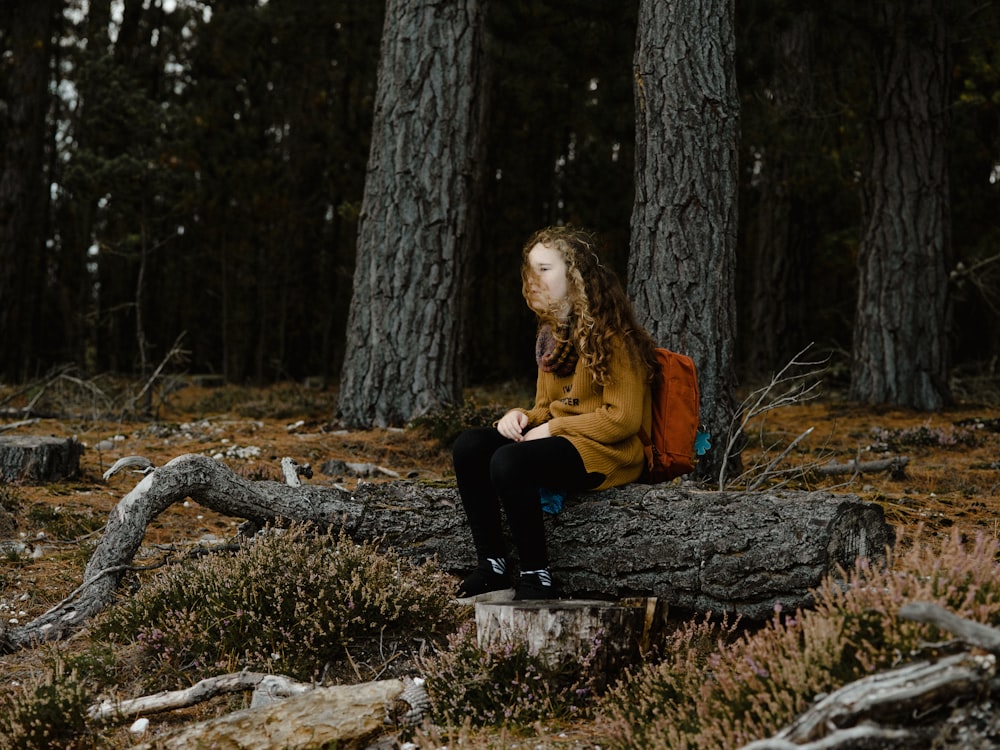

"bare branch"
[719,343,829,490]
[899,601,1000,654]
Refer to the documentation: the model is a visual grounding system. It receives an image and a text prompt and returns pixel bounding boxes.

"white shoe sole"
[455,587,516,605]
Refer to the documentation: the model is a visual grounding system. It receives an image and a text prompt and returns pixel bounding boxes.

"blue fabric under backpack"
[539,487,565,514]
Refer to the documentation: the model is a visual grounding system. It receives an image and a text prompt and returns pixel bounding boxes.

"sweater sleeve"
[522,368,554,427]
[546,346,646,444]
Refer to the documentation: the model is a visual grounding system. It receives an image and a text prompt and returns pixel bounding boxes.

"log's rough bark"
[88,672,311,722]
[0,454,892,651]
[0,435,83,483]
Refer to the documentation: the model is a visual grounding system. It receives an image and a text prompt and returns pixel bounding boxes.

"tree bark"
[743,10,817,381]
[0,455,892,652]
[0,0,56,381]
[0,435,84,483]
[337,0,489,428]
[628,0,742,482]
[850,0,953,410]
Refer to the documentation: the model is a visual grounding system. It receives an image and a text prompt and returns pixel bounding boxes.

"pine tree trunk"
[337,0,488,428]
[628,0,741,483]
[851,0,952,410]
[744,11,817,380]
[0,0,55,381]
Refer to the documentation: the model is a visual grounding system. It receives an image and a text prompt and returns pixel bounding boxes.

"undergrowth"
[597,528,1000,749]
[0,665,94,750]
[409,396,508,448]
[94,524,464,688]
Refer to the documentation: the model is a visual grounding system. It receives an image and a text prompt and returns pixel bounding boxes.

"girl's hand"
[523,422,551,441]
[497,409,529,441]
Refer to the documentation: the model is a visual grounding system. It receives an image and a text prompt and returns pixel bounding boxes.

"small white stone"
[129,718,150,735]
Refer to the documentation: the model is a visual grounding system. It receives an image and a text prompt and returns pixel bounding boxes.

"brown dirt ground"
[1,378,999,745]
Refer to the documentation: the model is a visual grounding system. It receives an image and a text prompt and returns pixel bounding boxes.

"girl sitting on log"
[453,226,659,601]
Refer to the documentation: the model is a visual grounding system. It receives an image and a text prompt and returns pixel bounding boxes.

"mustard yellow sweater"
[519,341,652,490]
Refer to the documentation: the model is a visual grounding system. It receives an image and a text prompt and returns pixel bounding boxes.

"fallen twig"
[88,671,311,721]
[815,456,909,478]
[0,418,40,433]
[899,601,1000,654]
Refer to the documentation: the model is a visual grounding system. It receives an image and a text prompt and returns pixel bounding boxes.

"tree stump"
[475,598,651,683]
[0,435,83,483]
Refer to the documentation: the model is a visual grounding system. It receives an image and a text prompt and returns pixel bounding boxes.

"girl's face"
[526,242,571,317]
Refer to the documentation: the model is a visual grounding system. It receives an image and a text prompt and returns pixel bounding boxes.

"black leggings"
[452,427,605,570]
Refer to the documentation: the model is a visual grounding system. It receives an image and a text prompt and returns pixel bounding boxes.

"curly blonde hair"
[521,226,659,385]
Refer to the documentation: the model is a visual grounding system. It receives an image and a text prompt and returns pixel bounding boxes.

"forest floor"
[1,374,1000,746]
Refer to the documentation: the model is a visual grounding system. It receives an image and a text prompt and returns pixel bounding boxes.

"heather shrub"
[598,529,1000,749]
[424,621,601,732]
[96,524,463,685]
[409,397,508,447]
[868,422,978,451]
[0,481,24,514]
[0,668,94,750]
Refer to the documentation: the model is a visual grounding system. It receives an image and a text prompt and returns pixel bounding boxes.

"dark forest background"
[1,0,998,392]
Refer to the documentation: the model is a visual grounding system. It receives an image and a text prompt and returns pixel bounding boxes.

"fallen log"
[0,453,892,651]
[130,678,409,750]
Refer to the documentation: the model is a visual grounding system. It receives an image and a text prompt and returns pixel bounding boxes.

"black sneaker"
[514,571,561,601]
[456,561,514,604]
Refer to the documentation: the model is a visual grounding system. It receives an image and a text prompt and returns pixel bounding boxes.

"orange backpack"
[637,348,700,482]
